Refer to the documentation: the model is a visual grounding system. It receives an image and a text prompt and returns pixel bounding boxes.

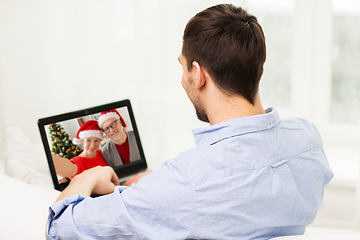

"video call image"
[43,106,140,184]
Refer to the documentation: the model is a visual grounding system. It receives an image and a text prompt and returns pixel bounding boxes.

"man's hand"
[122,171,151,186]
[56,166,120,202]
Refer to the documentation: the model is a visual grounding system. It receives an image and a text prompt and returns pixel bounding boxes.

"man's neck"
[205,91,265,125]
[189,64,265,125]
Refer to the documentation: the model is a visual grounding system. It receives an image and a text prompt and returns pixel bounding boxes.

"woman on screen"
[98,109,140,168]
[52,120,108,179]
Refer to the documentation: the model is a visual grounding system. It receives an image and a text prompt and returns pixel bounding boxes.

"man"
[97,109,141,167]
[46,4,333,239]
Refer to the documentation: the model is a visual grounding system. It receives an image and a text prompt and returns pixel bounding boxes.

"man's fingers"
[109,167,120,186]
[112,175,120,186]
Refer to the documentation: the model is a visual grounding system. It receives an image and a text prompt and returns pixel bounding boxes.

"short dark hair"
[182,4,266,105]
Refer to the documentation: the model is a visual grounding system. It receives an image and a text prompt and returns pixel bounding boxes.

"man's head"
[98,110,126,141]
[182,4,266,105]
[179,54,209,123]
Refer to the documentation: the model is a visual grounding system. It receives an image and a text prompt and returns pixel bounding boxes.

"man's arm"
[46,160,191,239]
[55,166,120,202]
[46,166,120,239]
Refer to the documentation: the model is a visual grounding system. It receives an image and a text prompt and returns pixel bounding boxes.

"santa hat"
[98,109,126,129]
[72,120,103,145]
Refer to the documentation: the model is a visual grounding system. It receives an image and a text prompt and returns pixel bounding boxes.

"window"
[331,0,360,125]
[250,0,360,183]
[249,0,295,108]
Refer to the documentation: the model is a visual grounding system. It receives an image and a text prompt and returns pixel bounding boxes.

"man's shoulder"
[280,116,317,128]
[278,117,321,141]
[126,131,136,141]
[126,130,134,136]
[163,145,222,183]
[159,146,198,170]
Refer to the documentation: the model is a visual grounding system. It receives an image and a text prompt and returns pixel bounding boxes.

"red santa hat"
[98,109,126,129]
[72,120,103,145]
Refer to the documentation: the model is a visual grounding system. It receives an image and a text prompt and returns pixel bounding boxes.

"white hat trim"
[98,112,119,128]
[78,130,103,140]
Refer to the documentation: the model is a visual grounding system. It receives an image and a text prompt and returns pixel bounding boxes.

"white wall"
[0,0,359,178]
[0,37,3,170]
[0,0,232,171]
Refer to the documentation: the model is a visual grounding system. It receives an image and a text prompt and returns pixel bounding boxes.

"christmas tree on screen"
[49,123,82,159]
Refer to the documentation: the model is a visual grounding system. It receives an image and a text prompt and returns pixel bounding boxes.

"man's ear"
[192,61,206,90]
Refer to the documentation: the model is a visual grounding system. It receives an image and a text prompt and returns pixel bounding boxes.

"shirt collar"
[192,107,280,146]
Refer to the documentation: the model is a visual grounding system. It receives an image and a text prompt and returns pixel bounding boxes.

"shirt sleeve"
[46,186,131,240]
[47,194,87,240]
[46,159,193,239]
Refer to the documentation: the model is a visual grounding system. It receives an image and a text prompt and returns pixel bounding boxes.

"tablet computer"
[38,99,147,191]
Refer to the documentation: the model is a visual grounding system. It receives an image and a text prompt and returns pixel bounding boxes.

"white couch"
[0,125,60,239]
[1,125,360,239]
[0,174,60,240]
[2,173,360,240]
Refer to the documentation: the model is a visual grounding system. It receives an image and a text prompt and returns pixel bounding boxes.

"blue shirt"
[47,108,333,240]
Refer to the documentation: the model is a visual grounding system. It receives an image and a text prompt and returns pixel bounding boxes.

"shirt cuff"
[50,194,87,218]
[47,188,129,238]
[47,194,87,238]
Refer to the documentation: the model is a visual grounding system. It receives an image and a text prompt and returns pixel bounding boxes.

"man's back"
[170,108,333,239]
[127,108,333,239]
[49,108,332,239]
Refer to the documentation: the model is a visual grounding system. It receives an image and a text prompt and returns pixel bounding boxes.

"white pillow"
[3,125,53,188]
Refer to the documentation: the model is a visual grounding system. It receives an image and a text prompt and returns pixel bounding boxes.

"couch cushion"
[3,125,53,188]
